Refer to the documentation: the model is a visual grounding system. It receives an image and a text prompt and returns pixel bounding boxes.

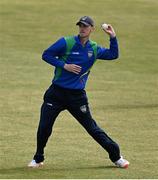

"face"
[78,23,94,38]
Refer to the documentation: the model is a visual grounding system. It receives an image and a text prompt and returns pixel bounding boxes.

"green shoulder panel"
[54,36,76,81]
[60,36,76,61]
[89,40,98,60]
[64,36,76,56]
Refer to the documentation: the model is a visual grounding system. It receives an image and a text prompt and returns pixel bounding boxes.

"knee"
[38,121,52,137]
[85,119,103,136]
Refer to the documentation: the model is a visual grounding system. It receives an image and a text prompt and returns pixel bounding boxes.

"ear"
[91,26,95,32]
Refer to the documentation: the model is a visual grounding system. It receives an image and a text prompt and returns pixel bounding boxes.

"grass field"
[0,0,158,179]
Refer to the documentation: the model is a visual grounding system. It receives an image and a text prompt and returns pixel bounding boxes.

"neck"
[79,36,89,46]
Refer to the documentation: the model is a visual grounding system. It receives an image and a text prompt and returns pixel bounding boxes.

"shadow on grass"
[105,103,158,110]
[0,164,117,171]
[76,165,117,170]
[0,166,65,178]
[0,164,117,177]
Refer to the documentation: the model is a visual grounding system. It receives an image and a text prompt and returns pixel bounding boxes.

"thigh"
[43,84,61,103]
[67,91,93,127]
[68,103,92,122]
[39,85,65,128]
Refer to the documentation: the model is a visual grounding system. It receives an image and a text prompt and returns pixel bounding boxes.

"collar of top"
[75,35,91,47]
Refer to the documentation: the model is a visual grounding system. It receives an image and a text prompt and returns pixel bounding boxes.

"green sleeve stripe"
[54,36,76,81]
[54,67,62,81]
[90,40,98,60]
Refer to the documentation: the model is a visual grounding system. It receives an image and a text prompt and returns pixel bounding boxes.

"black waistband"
[52,83,85,93]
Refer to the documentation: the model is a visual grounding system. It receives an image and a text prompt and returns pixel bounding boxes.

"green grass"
[0,0,158,178]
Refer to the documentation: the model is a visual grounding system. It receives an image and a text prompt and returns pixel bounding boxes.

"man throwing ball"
[28,16,129,168]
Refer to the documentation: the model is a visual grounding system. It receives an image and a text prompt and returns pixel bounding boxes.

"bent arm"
[97,37,119,60]
[42,37,66,68]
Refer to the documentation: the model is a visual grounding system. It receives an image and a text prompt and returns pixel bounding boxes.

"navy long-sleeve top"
[42,35,119,89]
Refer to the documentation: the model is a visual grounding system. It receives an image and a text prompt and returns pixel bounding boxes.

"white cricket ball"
[101,23,109,30]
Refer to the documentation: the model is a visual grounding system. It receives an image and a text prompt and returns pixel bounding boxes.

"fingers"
[103,24,116,38]
[103,24,112,32]
[71,64,82,74]
[64,64,82,74]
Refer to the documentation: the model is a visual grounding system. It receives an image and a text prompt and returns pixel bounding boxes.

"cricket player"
[28,16,129,168]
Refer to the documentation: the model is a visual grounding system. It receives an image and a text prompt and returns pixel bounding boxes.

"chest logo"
[72,52,79,55]
[88,51,93,58]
